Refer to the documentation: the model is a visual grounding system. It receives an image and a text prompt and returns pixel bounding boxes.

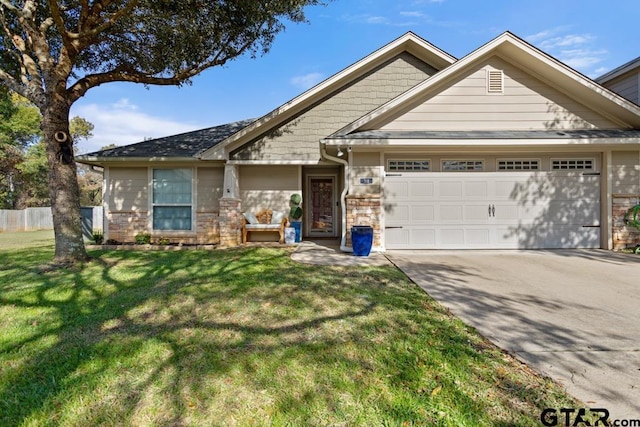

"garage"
[384,159,601,249]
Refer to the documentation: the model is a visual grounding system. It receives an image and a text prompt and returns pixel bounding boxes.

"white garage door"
[384,172,600,249]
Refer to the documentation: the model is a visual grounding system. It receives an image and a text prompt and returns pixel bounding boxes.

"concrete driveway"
[387,250,640,420]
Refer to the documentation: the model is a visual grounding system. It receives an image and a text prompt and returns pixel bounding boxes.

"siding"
[240,165,299,213]
[381,56,617,131]
[351,152,382,196]
[232,53,437,161]
[602,72,640,105]
[108,167,148,212]
[197,167,224,212]
[612,151,640,194]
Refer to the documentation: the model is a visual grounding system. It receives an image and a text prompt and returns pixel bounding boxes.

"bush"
[156,236,170,245]
[134,232,152,245]
[92,230,104,245]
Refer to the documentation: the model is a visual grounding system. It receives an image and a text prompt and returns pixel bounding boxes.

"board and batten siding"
[381,56,617,131]
[611,151,640,194]
[239,165,300,213]
[232,53,438,162]
[107,167,148,211]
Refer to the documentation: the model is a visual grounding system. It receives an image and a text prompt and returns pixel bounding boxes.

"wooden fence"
[0,207,103,235]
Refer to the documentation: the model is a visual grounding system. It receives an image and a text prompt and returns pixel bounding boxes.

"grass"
[0,231,587,426]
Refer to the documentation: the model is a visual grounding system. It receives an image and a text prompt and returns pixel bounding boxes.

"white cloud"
[71,99,202,154]
[400,11,427,18]
[290,72,325,90]
[526,28,607,74]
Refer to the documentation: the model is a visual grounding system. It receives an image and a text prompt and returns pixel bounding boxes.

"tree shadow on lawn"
[0,247,581,426]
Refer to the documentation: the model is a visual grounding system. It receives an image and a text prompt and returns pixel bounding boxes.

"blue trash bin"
[291,221,302,242]
[351,226,373,256]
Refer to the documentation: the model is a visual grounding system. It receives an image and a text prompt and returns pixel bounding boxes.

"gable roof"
[333,32,640,137]
[198,31,457,160]
[596,56,640,84]
[76,119,255,165]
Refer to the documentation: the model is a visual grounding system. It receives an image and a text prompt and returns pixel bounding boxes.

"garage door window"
[497,159,540,171]
[442,160,484,172]
[551,158,594,170]
[388,159,430,172]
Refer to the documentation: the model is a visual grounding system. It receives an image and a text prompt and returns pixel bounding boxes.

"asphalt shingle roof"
[82,119,255,159]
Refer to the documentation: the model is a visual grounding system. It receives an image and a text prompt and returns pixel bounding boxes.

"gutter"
[319,140,352,253]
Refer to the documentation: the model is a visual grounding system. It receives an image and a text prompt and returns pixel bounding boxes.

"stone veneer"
[612,194,640,250]
[218,198,242,248]
[107,210,221,245]
[345,194,382,249]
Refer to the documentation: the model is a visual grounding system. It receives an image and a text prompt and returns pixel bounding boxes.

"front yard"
[0,232,585,426]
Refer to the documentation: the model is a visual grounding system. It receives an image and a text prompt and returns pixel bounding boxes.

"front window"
[152,169,192,230]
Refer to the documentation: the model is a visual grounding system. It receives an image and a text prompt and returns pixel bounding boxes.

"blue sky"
[72,0,640,153]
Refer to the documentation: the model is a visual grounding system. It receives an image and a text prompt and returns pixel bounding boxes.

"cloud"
[71,98,202,154]
[400,11,427,18]
[290,72,325,90]
[526,28,607,74]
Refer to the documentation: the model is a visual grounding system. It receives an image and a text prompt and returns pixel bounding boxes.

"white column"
[222,163,239,199]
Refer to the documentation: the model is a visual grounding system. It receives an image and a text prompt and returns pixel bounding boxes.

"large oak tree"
[0,0,323,262]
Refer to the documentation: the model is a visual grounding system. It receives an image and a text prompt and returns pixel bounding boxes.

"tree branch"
[74,0,138,42]
[67,58,227,103]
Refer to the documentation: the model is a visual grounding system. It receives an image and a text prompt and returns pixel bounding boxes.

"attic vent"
[487,70,504,94]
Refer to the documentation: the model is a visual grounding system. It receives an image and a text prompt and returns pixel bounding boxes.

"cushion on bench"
[241,209,288,244]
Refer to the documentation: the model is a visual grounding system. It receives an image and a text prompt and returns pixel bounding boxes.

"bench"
[241,209,288,244]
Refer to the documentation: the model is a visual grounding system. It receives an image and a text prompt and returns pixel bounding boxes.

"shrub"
[156,236,170,245]
[135,232,152,245]
[92,230,104,245]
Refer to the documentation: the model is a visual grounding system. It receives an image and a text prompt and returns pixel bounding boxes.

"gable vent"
[487,70,503,94]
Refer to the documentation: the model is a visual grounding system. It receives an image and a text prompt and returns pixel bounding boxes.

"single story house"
[77,31,640,251]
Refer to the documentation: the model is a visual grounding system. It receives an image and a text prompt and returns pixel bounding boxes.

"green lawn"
[0,232,584,426]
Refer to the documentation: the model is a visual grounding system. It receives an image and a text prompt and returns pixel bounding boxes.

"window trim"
[150,167,196,232]
[496,158,541,171]
[441,159,485,172]
[550,158,596,171]
[387,159,431,172]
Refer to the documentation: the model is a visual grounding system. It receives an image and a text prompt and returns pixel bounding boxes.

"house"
[596,56,640,105]
[77,31,640,251]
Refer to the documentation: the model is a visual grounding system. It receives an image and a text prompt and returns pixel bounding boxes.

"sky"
[71,0,640,154]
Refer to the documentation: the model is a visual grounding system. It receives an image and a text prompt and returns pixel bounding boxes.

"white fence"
[0,207,103,235]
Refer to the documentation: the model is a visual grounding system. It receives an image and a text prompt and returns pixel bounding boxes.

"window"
[442,160,484,171]
[388,159,430,172]
[497,159,540,171]
[152,169,193,230]
[487,70,504,94]
[551,159,594,170]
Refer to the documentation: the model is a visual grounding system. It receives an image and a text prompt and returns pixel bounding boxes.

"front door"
[308,176,336,237]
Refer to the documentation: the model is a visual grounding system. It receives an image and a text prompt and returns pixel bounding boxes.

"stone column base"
[219,198,242,248]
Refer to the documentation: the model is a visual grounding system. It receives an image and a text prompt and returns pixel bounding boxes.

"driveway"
[387,250,640,420]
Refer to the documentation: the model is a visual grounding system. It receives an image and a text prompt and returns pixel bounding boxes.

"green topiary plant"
[289,193,303,221]
[624,204,640,254]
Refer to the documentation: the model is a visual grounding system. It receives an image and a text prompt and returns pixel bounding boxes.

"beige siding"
[351,152,382,195]
[602,72,640,105]
[197,167,224,212]
[232,53,437,161]
[108,167,148,211]
[240,165,300,213]
[612,151,640,194]
[381,56,617,131]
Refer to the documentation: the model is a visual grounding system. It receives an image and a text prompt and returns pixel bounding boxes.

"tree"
[0,1,324,262]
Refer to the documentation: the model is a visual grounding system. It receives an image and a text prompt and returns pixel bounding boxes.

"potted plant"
[289,193,303,242]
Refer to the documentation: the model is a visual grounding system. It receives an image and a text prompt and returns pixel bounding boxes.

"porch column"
[219,164,241,248]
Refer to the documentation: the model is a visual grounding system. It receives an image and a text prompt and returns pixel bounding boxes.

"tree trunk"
[42,97,89,263]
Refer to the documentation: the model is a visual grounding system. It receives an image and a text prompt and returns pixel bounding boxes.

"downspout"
[320,140,352,252]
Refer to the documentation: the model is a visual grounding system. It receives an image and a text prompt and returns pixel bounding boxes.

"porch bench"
[242,209,288,244]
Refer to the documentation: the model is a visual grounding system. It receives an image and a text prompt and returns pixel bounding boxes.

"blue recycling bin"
[351,225,373,256]
[291,221,302,242]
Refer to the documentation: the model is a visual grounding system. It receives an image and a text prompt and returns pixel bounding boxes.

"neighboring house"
[596,56,640,105]
[77,31,640,251]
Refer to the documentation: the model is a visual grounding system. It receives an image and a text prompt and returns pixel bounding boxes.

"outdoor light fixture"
[337,146,344,157]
